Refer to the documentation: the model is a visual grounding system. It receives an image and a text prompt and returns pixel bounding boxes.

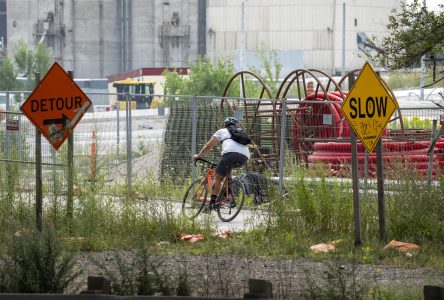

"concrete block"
[80,276,111,294]
[424,285,444,300]
[244,279,272,299]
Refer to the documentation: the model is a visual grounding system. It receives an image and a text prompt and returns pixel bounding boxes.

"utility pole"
[341,1,346,76]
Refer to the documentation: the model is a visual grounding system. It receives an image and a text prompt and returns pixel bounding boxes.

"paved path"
[169,200,268,232]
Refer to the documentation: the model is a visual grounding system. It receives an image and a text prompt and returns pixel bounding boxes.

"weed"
[0,226,81,293]
[91,240,190,296]
[299,260,368,300]
[176,259,192,296]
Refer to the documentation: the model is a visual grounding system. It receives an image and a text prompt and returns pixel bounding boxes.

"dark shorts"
[215,152,248,177]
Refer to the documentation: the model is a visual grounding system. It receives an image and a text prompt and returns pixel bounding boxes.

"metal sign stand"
[348,75,361,247]
[67,71,74,226]
[351,131,362,247]
[376,139,386,242]
[34,73,43,231]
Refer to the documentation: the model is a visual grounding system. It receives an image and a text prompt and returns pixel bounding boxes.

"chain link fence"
[1,90,444,202]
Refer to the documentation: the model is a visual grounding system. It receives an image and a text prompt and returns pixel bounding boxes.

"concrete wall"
[6,0,200,78]
[206,0,401,75]
[6,0,400,79]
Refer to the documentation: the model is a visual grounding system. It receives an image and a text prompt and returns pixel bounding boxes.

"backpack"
[226,125,252,145]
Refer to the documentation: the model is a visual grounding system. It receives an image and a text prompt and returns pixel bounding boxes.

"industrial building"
[2,0,400,79]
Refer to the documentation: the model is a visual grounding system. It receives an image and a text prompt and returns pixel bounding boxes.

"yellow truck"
[113,78,160,110]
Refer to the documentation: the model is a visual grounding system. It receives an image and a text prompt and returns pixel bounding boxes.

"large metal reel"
[276,69,346,162]
[220,71,278,172]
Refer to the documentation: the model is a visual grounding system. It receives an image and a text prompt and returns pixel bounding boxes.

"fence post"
[278,98,287,201]
[34,72,43,232]
[191,95,197,183]
[126,92,132,199]
[66,71,74,227]
[115,103,120,163]
[427,119,438,186]
[5,91,10,158]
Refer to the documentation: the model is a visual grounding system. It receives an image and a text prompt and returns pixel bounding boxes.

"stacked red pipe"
[292,91,443,176]
[308,140,444,176]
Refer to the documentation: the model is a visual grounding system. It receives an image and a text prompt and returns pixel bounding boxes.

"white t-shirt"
[213,128,250,158]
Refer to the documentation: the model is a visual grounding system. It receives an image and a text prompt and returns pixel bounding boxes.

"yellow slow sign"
[341,62,398,153]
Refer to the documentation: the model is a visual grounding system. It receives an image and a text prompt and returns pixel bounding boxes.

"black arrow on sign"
[43,114,70,126]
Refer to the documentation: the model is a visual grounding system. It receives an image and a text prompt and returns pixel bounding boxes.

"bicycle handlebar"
[194,157,217,168]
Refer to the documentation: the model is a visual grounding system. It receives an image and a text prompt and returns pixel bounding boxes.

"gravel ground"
[72,251,444,298]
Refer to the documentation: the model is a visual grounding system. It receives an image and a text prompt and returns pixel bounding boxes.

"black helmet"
[224,117,239,127]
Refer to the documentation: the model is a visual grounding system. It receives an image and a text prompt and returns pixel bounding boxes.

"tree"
[0,39,53,90]
[33,42,52,77]
[13,39,34,78]
[162,56,234,97]
[368,0,444,86]
[248,46,283,97]
[0,58,20,90]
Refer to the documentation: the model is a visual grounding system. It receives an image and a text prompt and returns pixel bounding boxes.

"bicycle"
[181,157,246,222]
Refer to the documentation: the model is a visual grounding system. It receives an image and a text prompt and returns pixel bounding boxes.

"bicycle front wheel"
[182,178,208,220]
[217,177,245,222]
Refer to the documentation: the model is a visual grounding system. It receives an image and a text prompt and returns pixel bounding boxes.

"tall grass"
[0,226,81,293]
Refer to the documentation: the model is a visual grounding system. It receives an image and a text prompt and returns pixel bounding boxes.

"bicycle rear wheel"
[217,177,245,222]
[182,179,208,220]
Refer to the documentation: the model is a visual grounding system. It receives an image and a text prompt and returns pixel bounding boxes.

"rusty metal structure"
[220,68,405,173]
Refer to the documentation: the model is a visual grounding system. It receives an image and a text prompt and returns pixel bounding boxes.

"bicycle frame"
[194,158,229,203]
[183,157,245,222]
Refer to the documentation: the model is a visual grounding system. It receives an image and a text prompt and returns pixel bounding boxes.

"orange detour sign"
[20,62,92,150]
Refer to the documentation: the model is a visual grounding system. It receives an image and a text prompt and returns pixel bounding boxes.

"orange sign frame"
[20,62,92,150]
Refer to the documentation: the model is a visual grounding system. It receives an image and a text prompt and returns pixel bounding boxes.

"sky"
[427,0,442,10]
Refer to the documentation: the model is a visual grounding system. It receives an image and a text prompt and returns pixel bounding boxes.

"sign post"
[341,62,398,244]
[34,73,42,232]
[20,62,92,230]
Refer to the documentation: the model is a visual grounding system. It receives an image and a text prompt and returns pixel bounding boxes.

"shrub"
[0,227,81,293]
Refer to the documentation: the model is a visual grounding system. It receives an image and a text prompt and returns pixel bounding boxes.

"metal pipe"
[126,92,132,198]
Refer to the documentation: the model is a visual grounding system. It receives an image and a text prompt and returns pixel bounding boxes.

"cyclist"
[192,117,250,209]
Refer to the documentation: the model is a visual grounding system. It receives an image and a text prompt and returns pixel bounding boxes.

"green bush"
[385,175,444,243]
[0,227,81,293]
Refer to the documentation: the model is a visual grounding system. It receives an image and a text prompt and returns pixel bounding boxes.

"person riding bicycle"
[192,117,250,209]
